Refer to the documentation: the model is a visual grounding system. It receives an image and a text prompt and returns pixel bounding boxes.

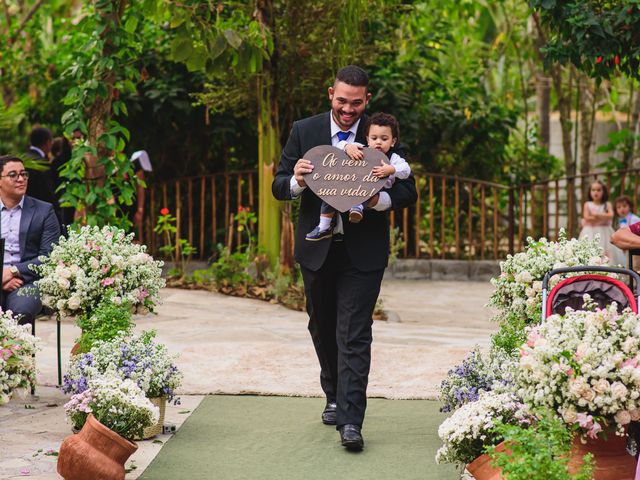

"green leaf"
[209,34,227,60]
[124,16,139,34]
[186,46,207,72]
[171,37,193,63]
[224,29,243,49]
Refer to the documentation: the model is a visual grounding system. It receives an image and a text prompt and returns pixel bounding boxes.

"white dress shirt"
[1,196,24,268]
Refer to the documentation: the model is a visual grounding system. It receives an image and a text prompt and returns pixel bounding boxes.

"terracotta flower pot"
[466,442,507,480]
[568,433,636,480]
[57,414,138,480]
[70,342,81,356]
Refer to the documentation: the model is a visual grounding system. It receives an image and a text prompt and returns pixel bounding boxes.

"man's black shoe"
[339,424,364,451]
[322,402,337,425]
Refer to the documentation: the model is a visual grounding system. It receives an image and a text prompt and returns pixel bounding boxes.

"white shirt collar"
[0,196,25,210]
[329,112,360,140]
[29,146,45,158]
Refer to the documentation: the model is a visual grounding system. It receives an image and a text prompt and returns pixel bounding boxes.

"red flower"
[160,208,170,215]
[596,56,603,64]
[614,55,620,66]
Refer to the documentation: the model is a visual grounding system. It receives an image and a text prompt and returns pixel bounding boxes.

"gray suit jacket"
[12,196,61,284]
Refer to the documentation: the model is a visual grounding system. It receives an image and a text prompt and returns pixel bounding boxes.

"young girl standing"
[579,180,621,265]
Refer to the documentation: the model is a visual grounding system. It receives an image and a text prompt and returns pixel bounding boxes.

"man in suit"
[25,127,61,224]
[272,66,417,450]
[0,155,60,327]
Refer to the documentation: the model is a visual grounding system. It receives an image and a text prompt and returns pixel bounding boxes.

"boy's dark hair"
[588,179,609,204]
[29,127,52,148]
[0,155,24,175]
[615,195,633,208]
[365,112,400,139]
[335,65,369,88]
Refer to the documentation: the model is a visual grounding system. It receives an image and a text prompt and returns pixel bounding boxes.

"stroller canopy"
[546,275,638,317]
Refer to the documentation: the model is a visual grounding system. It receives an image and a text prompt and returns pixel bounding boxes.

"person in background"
[51,136,75,230]
[610,196,640,268]
[127,150,152,234]
[0,155,60,328]
[615,196,640,229]
[25,127,61,225]
[579,180,618,265]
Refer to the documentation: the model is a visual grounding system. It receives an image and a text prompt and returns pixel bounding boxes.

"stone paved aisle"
[1,280,496,479]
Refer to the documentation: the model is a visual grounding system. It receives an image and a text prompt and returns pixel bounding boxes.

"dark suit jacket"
[272,112,417,272]
[13,196,61,284]
[24,148,61,221]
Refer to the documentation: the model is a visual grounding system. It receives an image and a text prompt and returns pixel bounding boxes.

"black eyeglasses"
[1,171,29,181]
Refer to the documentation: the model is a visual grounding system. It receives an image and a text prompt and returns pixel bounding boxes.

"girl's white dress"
[579,201,625,266]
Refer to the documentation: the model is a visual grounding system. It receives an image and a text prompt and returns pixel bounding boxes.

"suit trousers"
[3,283,42,326]
[300,240,385,428]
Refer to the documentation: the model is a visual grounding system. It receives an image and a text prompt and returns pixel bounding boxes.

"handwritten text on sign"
[303,145,389,212]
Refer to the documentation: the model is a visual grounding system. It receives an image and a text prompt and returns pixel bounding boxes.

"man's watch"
[9,266,19,278]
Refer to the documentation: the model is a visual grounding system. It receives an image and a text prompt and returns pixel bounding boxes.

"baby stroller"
[541,266,640,461]
[541,266,640,322]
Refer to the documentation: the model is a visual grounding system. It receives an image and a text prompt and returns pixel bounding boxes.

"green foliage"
[207,245,253,287]
[58,0,144,229]
[489,410,594,480]
[235,206,258,256]
[367,2,519,181]
[490,318,528,356]
[507,124,564,184]
[530,0,640,80]
[597,128,640,171]
[154,209,197,278]
[75,301,134,354]
[389,226,405,266]
[148,1,271,76]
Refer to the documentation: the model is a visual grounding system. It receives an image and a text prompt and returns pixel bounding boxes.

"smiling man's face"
[328,81,371,131]
[0,160,28,202]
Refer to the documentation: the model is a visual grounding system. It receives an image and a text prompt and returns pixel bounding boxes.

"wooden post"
[508,186,514,255]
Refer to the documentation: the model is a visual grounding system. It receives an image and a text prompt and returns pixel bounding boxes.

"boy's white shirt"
[337,140,411,188]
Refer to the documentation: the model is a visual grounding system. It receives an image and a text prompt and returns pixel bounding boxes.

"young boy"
[306,112,411,241]
[615,195,640,228]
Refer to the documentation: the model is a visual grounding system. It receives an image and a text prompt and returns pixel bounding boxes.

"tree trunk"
[536,73,551,152]
[578,73,597,200]
[256,0,282,266]
[631,81,640,168]
[84,0,126,183]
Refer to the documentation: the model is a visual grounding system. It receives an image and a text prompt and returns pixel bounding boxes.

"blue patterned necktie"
[337,131,350,142]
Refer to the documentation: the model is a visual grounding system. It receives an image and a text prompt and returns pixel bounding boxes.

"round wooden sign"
[302,145,389,212]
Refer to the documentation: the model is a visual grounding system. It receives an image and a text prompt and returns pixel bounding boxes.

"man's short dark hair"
[365,112,400,139]
[615,195,633,208]
[0,155,24,175]
[335,65,369,88]
[29,127,52,148]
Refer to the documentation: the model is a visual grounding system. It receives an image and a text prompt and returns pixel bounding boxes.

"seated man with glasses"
[0,155,60,327]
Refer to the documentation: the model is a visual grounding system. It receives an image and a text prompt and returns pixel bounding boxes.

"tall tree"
[150,0,386,265]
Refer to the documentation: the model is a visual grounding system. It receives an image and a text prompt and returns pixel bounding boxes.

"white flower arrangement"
[64,371,159,440]
[488,230,608,353]
[489,230,607,327]
[32,226,165,317]
[0,310,38,405]
[63,330,182,400]
[516,301,640,439]
[436,391,530,465]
